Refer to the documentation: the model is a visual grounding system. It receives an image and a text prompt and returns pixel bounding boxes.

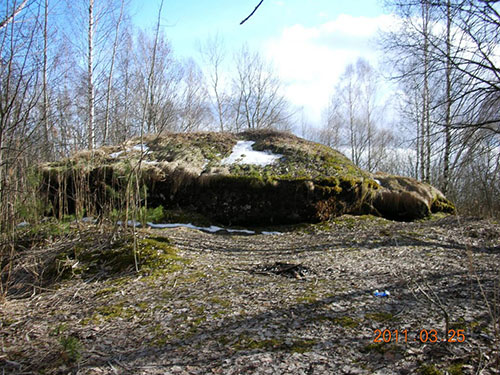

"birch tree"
[199,35,228,132]
[232,45,290,130]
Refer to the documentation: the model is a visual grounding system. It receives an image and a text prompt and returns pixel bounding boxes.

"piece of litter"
[373,290,390,297]
[16,221,30,228]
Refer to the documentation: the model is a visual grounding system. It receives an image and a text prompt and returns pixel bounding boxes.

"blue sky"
[130,0,393,125]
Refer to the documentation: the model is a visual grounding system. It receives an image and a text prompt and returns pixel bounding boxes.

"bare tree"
[136,28,181,134]
[0,0,41,229]
[102,0,125,145]
[176,59,209,132]
[199,34,228,132]
[322,58,391,172]
[139,0,164,137]
[318,101,342,149]
[381,0,445,182]
[438,0,500,133]
[232,45,290,131]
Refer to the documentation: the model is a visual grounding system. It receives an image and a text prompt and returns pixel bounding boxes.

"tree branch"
[240,0,264,25]
[0,0,29,30]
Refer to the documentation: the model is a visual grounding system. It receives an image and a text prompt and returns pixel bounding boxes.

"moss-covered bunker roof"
[45,130,369,182]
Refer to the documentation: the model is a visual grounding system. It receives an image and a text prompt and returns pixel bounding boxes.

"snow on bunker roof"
[221,140,282,166]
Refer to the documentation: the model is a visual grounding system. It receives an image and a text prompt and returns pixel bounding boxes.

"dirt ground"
[1,215,499,374]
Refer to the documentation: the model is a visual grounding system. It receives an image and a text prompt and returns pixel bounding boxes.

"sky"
[130,0,394,126]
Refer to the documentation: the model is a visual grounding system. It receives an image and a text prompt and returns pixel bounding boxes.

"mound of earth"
[41,130,454,224]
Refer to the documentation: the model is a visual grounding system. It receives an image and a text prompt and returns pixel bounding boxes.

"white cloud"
[264,14,398,124]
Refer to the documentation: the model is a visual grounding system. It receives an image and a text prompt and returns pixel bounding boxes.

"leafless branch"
[0,0,29,30]
[240,0,264,25]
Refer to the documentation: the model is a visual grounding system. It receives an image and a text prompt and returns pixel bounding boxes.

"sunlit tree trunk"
[103,0,124,145]
[87,0,95,150]
[442,0,452,194]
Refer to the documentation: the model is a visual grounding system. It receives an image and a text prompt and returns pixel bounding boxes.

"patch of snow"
[221,141,282,166]
[261,231,283,235]
[147,222,282,235]
[227,228,255,235]
[110,144,151,158]
[117,220,142,227]
[143,160,159,165]
[147,222,226,233]
[131,144,150,153]
[148,223,191,229]
[110,151,124,158]
[205,225,225,233]
[17,221,30,228]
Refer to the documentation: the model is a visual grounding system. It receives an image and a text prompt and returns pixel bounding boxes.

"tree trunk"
[421,0,431,183]
[141,0,164,137]
[43,0,51,159]
[103,0,124,145]
[87,0,95,150]
[442,0,452,194]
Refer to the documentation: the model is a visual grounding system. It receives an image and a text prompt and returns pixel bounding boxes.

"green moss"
[178,271,207,283]
[447,363,464,375]
[209,297,231,308]
[136,301,149,310]
[431,197,455,214]
[95,302,134,320]
[49,234,186,281]
[419,364,443,375]
[94,287,119,298]
[110,276,132,286]
[289,339,316,353]
[148,323,171,347]
[365,312,395,322]
[213,310,230,319]
[318,315,359,328]
[296,292,319,304]
[134,237,187,276]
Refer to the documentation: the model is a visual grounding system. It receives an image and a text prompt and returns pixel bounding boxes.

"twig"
[240,0,264,25]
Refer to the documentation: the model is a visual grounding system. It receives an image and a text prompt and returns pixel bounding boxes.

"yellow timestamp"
[373,329,465,343]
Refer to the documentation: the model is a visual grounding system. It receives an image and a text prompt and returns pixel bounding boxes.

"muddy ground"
[1,215,499,374]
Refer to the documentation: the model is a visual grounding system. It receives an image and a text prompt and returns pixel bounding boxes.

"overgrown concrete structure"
[42,130,454,224]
